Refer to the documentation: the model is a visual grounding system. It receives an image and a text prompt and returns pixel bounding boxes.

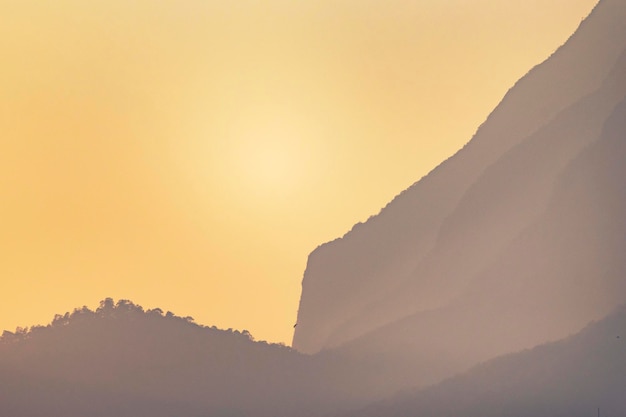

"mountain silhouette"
[347,304,626,417]
[0,299,375,417]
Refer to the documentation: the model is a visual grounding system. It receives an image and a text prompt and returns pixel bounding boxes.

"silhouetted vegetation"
[0,298,379,417]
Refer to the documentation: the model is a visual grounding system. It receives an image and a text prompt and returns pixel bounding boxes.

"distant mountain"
[347,304,626,417]
[293,0,626,383]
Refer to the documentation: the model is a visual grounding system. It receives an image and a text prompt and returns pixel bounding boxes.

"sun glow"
[210,106,325,205]
[234,136,302,195]
[244,145,294,189]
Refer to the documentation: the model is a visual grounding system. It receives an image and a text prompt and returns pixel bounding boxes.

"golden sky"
[1,0,597,344]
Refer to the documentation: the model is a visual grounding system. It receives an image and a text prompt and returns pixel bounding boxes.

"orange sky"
[1,0,597,344]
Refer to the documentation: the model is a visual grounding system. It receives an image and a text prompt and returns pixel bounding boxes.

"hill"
[349,304,626,417]
[0,299,367,417]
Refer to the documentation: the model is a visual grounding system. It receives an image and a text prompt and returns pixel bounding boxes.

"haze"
[0,0,597,343]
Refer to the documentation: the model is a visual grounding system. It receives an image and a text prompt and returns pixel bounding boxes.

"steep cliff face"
[293,0,626,354]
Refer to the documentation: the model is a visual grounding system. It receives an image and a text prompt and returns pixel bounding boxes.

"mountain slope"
[0,300,372,417]
[349,304,626,417]
[294,0,626,355]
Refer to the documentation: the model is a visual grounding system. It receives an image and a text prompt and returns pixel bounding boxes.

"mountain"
[293,0,626,365]
[0,299,372,417]
[348,304,626,417]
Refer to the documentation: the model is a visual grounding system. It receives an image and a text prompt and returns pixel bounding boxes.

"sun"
[202,106,322,205]
[242,143,296,190]
[229,129,308,200]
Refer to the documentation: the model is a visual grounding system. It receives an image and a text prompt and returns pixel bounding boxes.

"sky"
[0,0,598,344]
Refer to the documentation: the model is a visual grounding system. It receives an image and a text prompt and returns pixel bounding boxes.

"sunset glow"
[0,0,598,344]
